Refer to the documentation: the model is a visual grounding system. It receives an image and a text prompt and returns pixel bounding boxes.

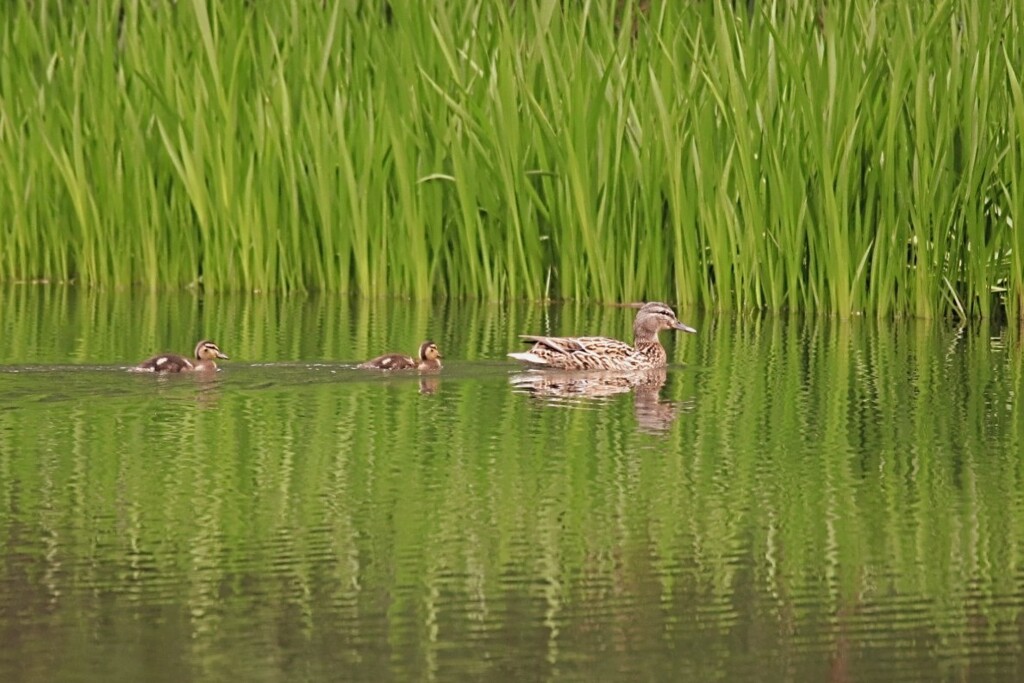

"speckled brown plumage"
[508,302,695,371]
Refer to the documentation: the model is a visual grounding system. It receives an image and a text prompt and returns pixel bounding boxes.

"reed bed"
[1,0,1022,318]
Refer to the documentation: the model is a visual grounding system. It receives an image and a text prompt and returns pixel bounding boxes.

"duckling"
[508,302,695,371]
[358,340,442,371]
[132,340,229,373]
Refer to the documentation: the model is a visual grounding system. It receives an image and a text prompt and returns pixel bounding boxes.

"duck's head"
[195,340,229,361]
[634,302,696,337]
[419,340,442,362]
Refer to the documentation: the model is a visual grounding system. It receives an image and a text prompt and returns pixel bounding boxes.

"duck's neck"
[633,334,667,365]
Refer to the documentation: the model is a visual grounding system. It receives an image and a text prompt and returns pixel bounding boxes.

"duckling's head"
[634,302,697,338]
[195,340,229,361]
[419,340,441,362]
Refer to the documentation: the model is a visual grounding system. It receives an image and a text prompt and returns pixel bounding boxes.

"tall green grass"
[1,0,1022,318]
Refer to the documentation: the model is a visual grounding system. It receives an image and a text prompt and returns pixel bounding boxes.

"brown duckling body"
[508,302,696,371]
[359,340,442,371]
[133,340,229,373]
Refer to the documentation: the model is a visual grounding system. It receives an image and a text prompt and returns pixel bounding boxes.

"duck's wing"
[518,335,586,353]
[509,336,637,370]
[519,335,633,353]
[133,353,194,373]
[358,353,416,370]
[508,335,582,366]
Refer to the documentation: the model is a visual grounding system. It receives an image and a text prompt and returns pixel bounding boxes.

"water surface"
[2,287,1023,682]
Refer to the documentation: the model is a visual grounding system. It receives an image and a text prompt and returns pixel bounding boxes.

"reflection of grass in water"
[2,309,1023,678]
[1,3,1022,317]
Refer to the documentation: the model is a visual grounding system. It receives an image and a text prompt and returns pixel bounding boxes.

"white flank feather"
[507,352,550,366]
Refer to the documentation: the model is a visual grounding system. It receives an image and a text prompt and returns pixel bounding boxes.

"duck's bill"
[217,352,230,359]
[674,322,697,333]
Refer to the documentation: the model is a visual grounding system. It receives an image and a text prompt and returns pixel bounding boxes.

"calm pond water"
[2,286,1024,682]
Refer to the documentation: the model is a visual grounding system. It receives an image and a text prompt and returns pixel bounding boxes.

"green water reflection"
[1,288,1023,682]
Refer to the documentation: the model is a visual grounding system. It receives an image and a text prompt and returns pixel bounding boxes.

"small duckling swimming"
[132,340,229,373]
[358,340,442,371]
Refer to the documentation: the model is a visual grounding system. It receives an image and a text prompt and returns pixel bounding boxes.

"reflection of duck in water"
[418,377,440,395]
[510,368,685,433]
[508,302,695,371]
[132,340,229,373]
[358,341,442,371]
[630,370,686,434]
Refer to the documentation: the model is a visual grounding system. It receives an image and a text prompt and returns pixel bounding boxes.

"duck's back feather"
[511,335,644,371]
[520,335,632,353]
[134,353,194,373]
[358,353,417,370]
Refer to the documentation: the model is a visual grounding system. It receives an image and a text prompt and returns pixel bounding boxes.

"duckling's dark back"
[358,353,417,370]
[135,353,193,373]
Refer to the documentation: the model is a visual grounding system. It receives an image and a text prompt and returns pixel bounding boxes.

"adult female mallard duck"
[508,302,695,371]
[358,340,442,371]
[132,340,229,373]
